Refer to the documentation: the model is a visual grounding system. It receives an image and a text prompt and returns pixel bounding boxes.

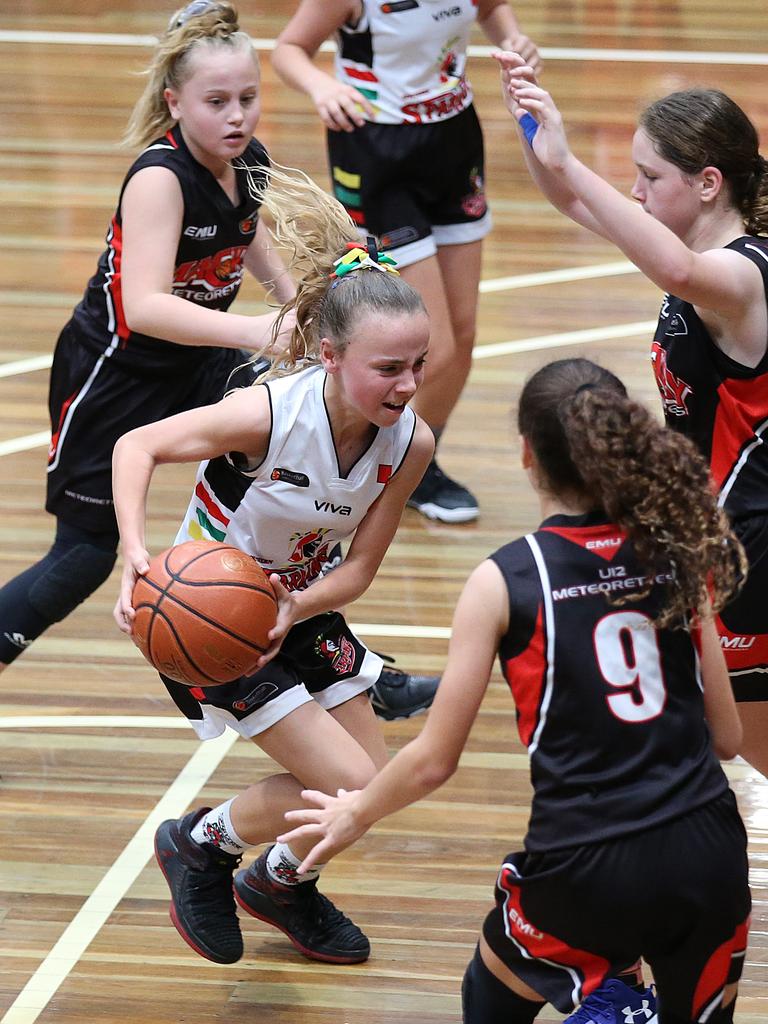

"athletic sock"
[266,841,321,884]
[191,799,249,855]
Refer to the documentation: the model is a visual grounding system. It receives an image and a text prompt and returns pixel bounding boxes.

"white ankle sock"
[190,799,248,855]
[266,842,321,884]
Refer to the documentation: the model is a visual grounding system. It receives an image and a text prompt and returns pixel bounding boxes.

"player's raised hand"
[114,548,150,634]
[309,78,374,132]
[499,33,542,74]
[279,787,365,874]
[493,51,570,171]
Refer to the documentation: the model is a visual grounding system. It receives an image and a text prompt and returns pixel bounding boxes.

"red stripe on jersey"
[377,463,392,484]
[48,388,79,464]
[189,686,206,700]
[711,375,768,492]
[541,524,627,562]
[195,481,230,525]
[691,915,750,1021]
[497,863,610,999]
[347,208,366,226]
[714,614,768,672]
[341,64,378,83]
[108,218,130,340]
[503,602,546,747]
[165,129,179,148]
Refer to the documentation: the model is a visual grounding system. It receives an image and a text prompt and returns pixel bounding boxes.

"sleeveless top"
[334,0,478,124]
[491,512,727,852]
[651,235,768,519]
[175,365,417,590]
[69,124,269,374]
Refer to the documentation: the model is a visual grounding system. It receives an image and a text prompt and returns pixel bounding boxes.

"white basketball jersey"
[333,0,477,124]
[175,365,417,590]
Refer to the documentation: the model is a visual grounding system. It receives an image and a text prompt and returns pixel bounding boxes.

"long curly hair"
[518,358,746,625]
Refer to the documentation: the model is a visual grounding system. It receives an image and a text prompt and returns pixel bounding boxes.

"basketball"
[131,540,278,687]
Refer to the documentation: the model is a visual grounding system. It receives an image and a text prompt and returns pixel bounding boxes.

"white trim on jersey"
[717,415,768,508]
[524,534,557,757]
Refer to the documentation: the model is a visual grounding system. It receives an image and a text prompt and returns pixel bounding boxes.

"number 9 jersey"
[490,511,728,853]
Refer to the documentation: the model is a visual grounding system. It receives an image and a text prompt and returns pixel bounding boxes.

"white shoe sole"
[408,500,479,524]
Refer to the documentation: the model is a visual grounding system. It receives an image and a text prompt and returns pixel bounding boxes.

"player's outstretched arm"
[279,559,509,872]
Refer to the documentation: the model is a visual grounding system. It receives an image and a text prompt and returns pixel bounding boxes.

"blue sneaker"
[565,978,658,1024]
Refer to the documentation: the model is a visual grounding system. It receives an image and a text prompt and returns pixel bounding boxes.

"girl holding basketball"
[112,165,434,966]
[278,357,751,1024]
[495,53,768,780]
[0,1,295,677]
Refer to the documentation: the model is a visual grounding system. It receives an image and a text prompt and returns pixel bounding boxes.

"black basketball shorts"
[161,611,383,739]
[326,104,491,268]
[717,514,768,700]
[482,791,750,1019]
[46,322,246,532]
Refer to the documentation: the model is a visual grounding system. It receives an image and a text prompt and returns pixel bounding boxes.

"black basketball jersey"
[68,124,269,373]
[651,235,768,519]
[490,512,727,853]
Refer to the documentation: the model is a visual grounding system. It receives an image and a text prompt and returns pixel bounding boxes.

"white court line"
[0,259,641,385]
[0,318,654,457]
[1,32,766,65]
[0,728,238,1024]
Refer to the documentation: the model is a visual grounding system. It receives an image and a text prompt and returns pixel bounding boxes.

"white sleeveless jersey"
[333,0,478,125]
[175,365,417,591]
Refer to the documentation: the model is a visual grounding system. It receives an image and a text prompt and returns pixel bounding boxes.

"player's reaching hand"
[310,78,374,132]
[253,573,301,667]
[493,51,570,172]
[114,548,150,635]
[279,787,365,874]
[499,33,542,74]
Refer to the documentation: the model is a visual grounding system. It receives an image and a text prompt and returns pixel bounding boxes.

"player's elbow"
[714,725,743,762]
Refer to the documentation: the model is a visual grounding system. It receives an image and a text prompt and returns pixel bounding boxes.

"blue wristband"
[519,112,539,147]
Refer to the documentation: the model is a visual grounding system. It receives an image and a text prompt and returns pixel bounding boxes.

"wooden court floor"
[1,2,767,1021]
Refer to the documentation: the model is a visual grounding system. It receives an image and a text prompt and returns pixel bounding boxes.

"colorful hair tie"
[170,0,220,30]
[329,243,399,280]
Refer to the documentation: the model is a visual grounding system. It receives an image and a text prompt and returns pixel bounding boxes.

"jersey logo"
[381,0,419,11]
[721,635,755,650]
[288,529,331,564]
[433,6,461,20]
[271,467,310,487]
[239,212,258,234]
[377,463,393,484]
[462,167,487,217]
[314,500,352,516]
[651,341,693,417]
[183,224,217,239]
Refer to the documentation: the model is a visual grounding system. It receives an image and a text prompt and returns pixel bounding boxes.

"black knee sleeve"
[0,520,117,663]
[462,946,544,1024]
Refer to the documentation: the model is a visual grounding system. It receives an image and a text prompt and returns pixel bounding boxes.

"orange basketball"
[131,540,278,687]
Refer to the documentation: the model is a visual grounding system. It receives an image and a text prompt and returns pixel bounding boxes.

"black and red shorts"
[482,791,750,1019]
[46,321,247,532]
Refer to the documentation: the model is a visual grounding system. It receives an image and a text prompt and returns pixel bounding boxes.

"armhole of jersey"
[523,533,557,756]
[388,408,418,479]
[226,383,274,477]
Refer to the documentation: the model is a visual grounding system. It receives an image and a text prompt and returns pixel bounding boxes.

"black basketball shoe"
[233,849,370,963]
[369,656,440,721]
[154,808,243,964]
[407,458,479,523]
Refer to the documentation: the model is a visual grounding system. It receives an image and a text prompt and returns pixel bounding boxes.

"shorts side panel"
[717,515,768,697]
